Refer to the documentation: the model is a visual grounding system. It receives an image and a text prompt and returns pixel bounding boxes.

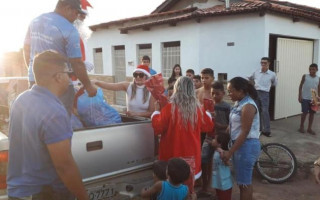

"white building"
[87,0,320,119]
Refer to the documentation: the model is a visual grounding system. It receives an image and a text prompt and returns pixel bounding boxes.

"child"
[193,75,202,89]
[141,55,157,75]
[150,161,168,200]
[186,69,195,79]
[167,85,174,98]
[141,158,190,200]
[298,63,320,135]
[169,64,182,80]
[212,81,231,134]
[153,160,168,182]
[196,68,215,194]
[164,78,176,97]
[212,133,233,200]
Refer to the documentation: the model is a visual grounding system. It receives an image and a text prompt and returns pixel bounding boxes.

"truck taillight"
[0,151,8,190]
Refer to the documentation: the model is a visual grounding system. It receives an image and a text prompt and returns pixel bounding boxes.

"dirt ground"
[197,170,320,200]
[2,115,320,200]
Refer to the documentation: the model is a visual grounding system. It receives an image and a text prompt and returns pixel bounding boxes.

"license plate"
[87,184,116,200]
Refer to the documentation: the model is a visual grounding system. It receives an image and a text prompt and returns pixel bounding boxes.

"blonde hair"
[170,76,202,129]
[131,81,149,104]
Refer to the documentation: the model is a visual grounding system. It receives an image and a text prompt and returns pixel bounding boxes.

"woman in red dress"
[151,76,214,197]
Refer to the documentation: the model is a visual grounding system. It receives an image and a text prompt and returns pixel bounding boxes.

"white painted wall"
[87,12,320,79]
[87,21,201,77]
[265,14,320,69]
[198,14,266,79]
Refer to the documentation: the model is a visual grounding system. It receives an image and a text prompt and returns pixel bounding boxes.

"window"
[137,43,152,66]
[93,48,103,74]
[161,41,180,78]
[112,45,126,105]
[218,73,228,83]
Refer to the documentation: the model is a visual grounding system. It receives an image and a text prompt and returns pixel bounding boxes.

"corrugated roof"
[90,0,320,33]
[90,7,197,31]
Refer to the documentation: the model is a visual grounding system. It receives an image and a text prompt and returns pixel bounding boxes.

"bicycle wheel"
[255,143,297,184]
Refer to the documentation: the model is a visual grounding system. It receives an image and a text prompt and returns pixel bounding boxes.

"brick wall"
[89,75,115,104]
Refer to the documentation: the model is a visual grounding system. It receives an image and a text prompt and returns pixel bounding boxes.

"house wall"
[265,14,320,65]
[87,21,202,77]
[197,14,266,79]
[87,13,320,80]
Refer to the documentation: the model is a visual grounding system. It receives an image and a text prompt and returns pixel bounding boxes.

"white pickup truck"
[0,77,157,200]
[0,115,156,200]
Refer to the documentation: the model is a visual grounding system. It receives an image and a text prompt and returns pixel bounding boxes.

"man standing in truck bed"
[7,51,88,200]
[23,0,96,115]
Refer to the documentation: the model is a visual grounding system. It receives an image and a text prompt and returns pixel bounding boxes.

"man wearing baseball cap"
[23,0,97,115]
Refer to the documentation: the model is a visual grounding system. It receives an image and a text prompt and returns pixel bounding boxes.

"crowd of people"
[5,0,320,200]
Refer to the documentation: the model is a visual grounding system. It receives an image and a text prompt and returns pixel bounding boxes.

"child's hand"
[211,139,218,148]
[216,147,224,157]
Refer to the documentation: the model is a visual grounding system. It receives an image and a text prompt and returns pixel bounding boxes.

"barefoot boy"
[196,68,215,194]
[298,63,320,135]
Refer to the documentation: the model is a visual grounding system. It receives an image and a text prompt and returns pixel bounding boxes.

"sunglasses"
[133,72,145,78]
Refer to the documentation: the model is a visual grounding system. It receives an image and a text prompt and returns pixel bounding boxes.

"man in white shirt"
[248,57,278,137]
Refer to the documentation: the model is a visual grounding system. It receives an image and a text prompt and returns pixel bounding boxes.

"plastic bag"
[77,88,122,127]
[71,113,84,130]
[145,73,168,108]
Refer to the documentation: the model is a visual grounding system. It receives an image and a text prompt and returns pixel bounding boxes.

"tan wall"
[89,75,116,104]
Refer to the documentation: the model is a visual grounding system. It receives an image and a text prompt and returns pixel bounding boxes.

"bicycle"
[255,142,297,184]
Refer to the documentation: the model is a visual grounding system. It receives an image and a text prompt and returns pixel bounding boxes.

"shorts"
[201,137,214,164]
[232,138,260,186]
[301,99,315,114]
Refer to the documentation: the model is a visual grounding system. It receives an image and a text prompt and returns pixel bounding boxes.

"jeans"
[232,139,260,185]
[257,90,270,132]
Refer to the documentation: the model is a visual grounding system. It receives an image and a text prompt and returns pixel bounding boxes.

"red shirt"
[152,103,214,177]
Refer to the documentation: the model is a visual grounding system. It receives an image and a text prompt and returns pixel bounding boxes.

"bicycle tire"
[255,143,297,184]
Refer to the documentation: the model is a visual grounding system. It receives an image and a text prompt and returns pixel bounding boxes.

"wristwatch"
[314,158,320,167]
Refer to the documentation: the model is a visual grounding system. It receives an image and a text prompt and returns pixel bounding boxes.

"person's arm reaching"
[47,139,89,200]
[140,181,162,198]
[298,75,305,103]
[70,58,97,97]
[93,80,129,92]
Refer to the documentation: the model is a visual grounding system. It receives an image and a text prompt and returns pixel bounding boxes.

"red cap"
[133,65,151,77]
